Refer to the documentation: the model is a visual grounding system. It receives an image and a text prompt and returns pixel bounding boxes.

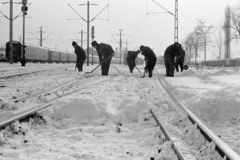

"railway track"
[156,76,240,160]
[0,76,110,128]
[0,65,74,80]
[114,66,240,159]
[1,66,240,159]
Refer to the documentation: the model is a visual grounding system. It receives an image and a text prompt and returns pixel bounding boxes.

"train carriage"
[68,53,76,63]
[60,52,68,63]
[50,50,61,63]
[5,41,121,65]
[25,45,48,62]
[5,41,22,62]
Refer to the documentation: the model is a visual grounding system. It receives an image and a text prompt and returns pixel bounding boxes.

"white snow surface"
[0,63,240,159]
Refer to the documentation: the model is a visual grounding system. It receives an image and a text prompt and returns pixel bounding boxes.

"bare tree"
[184,31,203,64]
[182,34,194,62]
[224,5,231,58]
[195,19,214,62]
[215,31,224,60]
[230,5,240,39]
[192,31,203,64]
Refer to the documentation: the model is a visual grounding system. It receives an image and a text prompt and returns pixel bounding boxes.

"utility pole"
[119,29,122,65]
[39,27,44,46]
[31,27,51,47]
[174,0,178,42]
[87,1,90,66]
[151,0,178,42]
[6,0,14,64]
[81,30,84,47]
[2,0,31,64]
[117,29,125,65]
[68,2,108,66]
[73,31,86,47]
[21,0,28,67]
[91,26,95,65]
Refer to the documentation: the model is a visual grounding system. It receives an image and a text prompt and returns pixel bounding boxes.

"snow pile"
[212,69,230,76]
[49,99,151,125]
[192,89,240,124]
[117,100,151,123]
[180,69,197,76]
[51,99,110,125]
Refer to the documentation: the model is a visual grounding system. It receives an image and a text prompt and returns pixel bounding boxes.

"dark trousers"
[127,59,134,73]
[175,61,184,72]
[147,57,157,77]
[101,57,112,75]
[76,60,85,72]
[164,56,174,77]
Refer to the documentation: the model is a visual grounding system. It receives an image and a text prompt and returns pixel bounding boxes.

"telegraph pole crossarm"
[150,0,178,42]
[68,4,86,22]
[68,1,108,66]
[0,10,9,19]
[42,32,52,41]
[90,4,108,22]
[67,18,82,20]
[151,0,175,16]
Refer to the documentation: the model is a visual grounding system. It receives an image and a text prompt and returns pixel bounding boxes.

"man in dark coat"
[140,45,157,77]
[72,41,86,72]
[164,42,181,77]
[175,46,185,72]
[91,41,114,76]
[126,50,140,73]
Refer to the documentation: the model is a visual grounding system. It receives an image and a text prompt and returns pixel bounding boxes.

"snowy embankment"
[0,64,179,160]
[1,64,240,159]
[164,67,240,155]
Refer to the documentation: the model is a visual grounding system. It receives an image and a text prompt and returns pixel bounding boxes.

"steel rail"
[0,77,109,129]
[0,66,73,80]
[15,78,79,103]
[135,79,186,160]
[0,102,53,129]
[150,109,185,160]
[158,76,240,160]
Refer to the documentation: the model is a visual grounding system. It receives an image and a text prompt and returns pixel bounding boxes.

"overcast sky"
[0,0,239,59]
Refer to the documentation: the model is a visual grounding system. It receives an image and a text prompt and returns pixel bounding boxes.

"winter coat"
[164,43,181,58]
[176,47,185,63]
[141,46,157,70]
[126,51,139,66]
[75,45,86,64]
[96,43,114,63]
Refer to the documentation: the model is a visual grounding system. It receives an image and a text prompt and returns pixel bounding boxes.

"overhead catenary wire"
[57,0,83,32]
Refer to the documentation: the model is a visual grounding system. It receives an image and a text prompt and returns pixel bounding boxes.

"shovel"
[140,70,146,78]
[135,66,141,73]
[85,54,114,74]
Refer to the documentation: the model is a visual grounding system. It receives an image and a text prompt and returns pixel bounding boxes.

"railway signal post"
[21,0,28,67]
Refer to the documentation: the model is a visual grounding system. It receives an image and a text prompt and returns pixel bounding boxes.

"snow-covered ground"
[163,66,240,155]
[0,63,240,159]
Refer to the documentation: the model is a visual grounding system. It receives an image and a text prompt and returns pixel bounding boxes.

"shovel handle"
[87,54,114,73]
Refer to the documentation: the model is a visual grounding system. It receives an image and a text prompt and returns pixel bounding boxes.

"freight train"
[5,41,121,64]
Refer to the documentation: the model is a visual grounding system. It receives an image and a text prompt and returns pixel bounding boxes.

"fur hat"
[72,41,77,46]
[91,41,98,46]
